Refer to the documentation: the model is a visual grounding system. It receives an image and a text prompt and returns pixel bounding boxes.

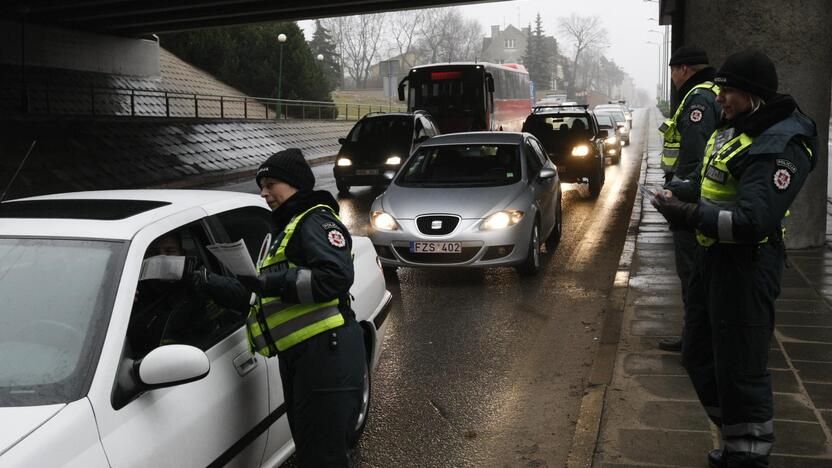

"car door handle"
[233,352,258,377]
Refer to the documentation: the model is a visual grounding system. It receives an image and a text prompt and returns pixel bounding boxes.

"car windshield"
[0,237,126,406]
[410,75,484,115]
[397,144,521,187]
[347,117,414,145]
[598,111,626,124]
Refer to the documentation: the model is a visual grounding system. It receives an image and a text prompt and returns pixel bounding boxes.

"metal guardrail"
[1,83,406,121]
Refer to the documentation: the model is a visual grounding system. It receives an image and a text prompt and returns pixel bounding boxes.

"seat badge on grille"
[431,220,443,230]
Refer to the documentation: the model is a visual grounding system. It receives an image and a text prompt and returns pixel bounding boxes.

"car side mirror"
[398,78,407,102]
[338,137,347,145]
[136,345,210,389]
[538,168,556,180]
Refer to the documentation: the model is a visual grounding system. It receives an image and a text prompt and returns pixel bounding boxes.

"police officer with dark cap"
[658,45,722,352]
[653,49,817,467]
[193,148,366,467]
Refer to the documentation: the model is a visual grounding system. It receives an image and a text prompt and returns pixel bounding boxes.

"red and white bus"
[397,62,532,133]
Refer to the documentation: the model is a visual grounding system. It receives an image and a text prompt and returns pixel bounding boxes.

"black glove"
[186,266,209,293]
[237,275,267,294]
[652,192,701,228]
[182,256,202,279]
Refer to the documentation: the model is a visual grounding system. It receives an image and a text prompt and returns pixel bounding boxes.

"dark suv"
[334,111,440,194]
[521,105,608,197]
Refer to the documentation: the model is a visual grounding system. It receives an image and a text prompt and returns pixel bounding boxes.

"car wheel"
[347,359,371,448]
[336,179,351,194]
[545,193,563,251]
[517,222,540,276]
[588,164,603,198]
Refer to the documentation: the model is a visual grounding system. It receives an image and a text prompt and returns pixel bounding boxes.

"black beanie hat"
[668,45,709,66]
[256,148,315,190]
[714,49,778,101]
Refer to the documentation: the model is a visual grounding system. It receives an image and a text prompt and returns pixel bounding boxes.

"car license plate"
[409,241,462,253]
[356,169,379,176]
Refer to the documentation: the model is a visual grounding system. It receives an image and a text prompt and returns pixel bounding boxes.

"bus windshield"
[410,72,484,115]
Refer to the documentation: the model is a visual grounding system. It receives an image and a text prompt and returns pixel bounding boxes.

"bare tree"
[415,7,482,64]
[390,10,424,70]
[324,13,386,88]
[557,14,608,99]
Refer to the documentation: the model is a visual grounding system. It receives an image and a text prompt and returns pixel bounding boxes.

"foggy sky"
[300,0,666,94]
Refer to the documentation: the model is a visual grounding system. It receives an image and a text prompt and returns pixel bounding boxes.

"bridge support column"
[665,0,832,248]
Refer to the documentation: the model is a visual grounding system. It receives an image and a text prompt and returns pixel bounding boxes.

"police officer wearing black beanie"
[198,148,366,466]
[657,45,722,353]
[654,50,818,467]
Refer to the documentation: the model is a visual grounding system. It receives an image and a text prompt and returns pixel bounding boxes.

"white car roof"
[0,190,266,241]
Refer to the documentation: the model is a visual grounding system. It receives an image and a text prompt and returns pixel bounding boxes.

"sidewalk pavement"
[589,108,832,467]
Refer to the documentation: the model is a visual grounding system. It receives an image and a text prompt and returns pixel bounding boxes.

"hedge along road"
[212,111,646,466]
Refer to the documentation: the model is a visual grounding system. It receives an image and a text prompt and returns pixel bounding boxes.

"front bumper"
[334,165,399,187]
[369,215,534,268]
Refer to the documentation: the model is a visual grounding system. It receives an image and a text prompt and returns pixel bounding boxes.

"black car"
[521,105,608,197]
[595,113,622,164]
[334,111,440,194]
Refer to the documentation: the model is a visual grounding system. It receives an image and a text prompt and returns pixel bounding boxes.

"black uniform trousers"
[682,241,783,467]
[673,229,698,308]
[278,317,366,467]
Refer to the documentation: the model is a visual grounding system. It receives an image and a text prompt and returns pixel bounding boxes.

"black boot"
[658,337,682,352]
[708,448,723,468]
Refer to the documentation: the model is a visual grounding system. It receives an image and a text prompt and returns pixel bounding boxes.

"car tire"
[347,359,371,448]
[545,193,563,252]
[517,222,541,276]
[336,179,351,194]
[588,163,603,198]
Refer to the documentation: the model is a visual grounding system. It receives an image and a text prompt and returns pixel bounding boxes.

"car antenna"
[0,139,37,203]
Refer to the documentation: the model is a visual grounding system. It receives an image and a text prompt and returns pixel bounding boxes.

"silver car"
[369,132,563,276]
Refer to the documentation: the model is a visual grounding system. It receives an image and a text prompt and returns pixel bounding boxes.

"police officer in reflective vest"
[199,148,366,466]
[653,50,817,467]
[658,45,722,352]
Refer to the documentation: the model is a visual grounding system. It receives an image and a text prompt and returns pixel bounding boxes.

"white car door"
[90,216,270,468]
[209,206,295,466]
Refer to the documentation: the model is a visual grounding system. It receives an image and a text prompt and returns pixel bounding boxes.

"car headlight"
[571,145,590,157]
[371,210,400,231]
[481,210,524,230]
[385,156,402,165]
[337,157,352,167]
[605,136,617,145]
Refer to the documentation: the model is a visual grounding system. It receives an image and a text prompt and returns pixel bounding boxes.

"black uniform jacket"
[669,94,818,244]
[205,190,354,311]
[671,66,722,180]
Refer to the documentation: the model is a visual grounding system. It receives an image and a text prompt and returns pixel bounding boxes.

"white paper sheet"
[206,239,258,277]
[140,255,186,281]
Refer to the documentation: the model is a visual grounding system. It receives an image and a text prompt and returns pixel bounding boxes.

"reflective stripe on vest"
[696,130,753,247]
[247,204,346,356]
[659,82,720,172]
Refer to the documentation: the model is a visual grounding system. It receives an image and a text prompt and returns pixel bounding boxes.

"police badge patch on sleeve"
[773,159,797,191]
[327,229,347,248]
[773,168,792,191]
[690,109,703,122]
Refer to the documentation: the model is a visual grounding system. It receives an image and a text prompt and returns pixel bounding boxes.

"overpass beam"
[670,0,832,248]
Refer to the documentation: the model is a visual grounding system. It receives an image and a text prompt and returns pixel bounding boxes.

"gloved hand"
[651,191,700,228]
[182,256,203,279]
[237,275,267,294]
[186,265,209,293]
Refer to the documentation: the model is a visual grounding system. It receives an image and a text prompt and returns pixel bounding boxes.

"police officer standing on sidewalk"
[658,45,722,352]
[653,50,817,467]
[195,148,366,467]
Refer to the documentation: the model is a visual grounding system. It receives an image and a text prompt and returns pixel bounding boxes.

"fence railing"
[1,83,407,121]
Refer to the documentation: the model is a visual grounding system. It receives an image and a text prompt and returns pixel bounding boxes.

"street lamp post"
[645,41,662,102]
[277,33,287,119]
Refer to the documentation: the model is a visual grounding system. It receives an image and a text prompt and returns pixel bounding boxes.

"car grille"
[415,215,460,235]
[394,246,480,264]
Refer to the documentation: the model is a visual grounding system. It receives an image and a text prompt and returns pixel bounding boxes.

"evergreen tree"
[521,13,553,91]
[161,22,333,102]
[308,19,342,89]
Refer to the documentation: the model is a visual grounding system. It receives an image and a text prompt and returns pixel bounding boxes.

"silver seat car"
[369,132,563,276]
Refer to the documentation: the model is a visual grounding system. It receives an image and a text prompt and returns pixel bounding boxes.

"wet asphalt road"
[214,110,646,467]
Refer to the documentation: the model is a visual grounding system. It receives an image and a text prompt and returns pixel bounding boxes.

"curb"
[566,116,652,468]
[149,153,337,189]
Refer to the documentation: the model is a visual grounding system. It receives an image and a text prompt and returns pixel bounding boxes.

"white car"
[0,190,392,468]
